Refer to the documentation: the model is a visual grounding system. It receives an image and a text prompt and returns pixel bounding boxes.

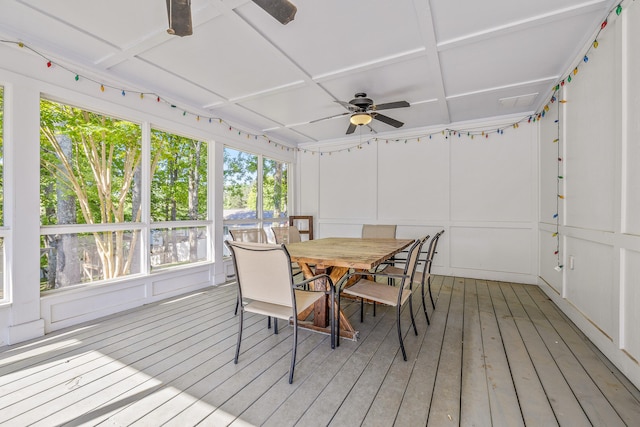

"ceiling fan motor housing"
[350,93,373,110]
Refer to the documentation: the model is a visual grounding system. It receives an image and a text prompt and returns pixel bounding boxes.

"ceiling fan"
[166,0,297,37]
[312,93,411,135]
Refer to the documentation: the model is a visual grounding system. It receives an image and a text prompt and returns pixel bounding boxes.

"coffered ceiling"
[0,0,618,146]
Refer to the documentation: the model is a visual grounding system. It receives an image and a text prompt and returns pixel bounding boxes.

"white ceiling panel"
[138,12,306,100]
[19,0,170,49]
[431,0,609,43]
[447,80,556,123]
[317,55,440,106]
[239,84,339,126]
[110,58,226,109]
[235,0,425,77]
[439,9,607,96]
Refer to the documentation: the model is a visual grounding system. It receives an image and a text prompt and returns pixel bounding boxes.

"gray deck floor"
[1,276,639,426]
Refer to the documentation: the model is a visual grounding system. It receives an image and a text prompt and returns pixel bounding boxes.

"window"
[223,147,289,247]
[150,129,208,270]
[39,99,142,289]
[39,102,213,289]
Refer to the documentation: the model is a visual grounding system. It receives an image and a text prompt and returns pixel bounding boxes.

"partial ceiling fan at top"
[166,0,298,37]
[311,93,411,135]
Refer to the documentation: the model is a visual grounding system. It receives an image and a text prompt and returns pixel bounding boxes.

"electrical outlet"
[569,255,575,270]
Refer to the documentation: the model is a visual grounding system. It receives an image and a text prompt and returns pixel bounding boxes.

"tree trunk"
[55,134,81,287]
[188,141,202,261]
[273,162,283,217]
[130,164,142,274]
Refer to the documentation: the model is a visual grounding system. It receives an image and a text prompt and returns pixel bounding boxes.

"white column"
[5,81,44,343]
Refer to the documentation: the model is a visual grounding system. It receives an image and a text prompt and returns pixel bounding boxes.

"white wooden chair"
[225,241,336,383]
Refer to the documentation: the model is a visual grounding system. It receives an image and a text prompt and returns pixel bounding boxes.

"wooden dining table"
[286,237,414,340]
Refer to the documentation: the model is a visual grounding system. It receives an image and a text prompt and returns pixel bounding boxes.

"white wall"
[297,118,539,284]
[539,4,640,389]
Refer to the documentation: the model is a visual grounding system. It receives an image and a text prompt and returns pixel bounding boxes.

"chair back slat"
[362,224,397,239]
[272,226,302,244]
[403,236,429,289]
[425,230,444,272]
[226,241,293,308]
[229,227,267,243]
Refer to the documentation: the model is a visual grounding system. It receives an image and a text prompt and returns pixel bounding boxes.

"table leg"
[295,263,358,341]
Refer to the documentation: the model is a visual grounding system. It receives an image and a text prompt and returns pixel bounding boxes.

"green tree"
[223,149,258,213]
[151,130,207,263]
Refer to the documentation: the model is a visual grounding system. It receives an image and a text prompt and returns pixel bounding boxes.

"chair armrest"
[295,273,335,294]
[336,271,409,291]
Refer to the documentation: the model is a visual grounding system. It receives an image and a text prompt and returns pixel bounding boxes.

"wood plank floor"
[1,276,639,426]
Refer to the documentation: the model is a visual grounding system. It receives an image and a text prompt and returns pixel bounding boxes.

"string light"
[553,86,563,272]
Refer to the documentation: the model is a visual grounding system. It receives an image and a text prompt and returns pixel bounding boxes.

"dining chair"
[362,224,398,279]
[336,237,426,361]
[272,225,305,279]
[384,234,434,324]
[230,227,268,316]
[225,240,336,383]
[423,230,444,310]
[272,225,302,244]
[361,224,397,239]
[229,227,268,243]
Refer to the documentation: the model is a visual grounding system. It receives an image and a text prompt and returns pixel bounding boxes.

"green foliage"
[223,148,258,210]
[39,99,142,225]
[150,129,207,221]
[223,148,287,218]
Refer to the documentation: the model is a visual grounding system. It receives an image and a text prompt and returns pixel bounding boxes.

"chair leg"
[397,305,407,361]
[330,290,336,349]
[409,294,418,336]
[373,301,376,317]
[421,282,430,325]
[234,310,244,363]
[289,320,298,384]
[428,276,435,309]
[274,318,279,334]
[360,299,364,323]
[336,293,341,347]
[268,316,271,329]
[234,296,239,315]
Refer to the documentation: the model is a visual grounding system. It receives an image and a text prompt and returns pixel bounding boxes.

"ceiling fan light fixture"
[350,112,372,126]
